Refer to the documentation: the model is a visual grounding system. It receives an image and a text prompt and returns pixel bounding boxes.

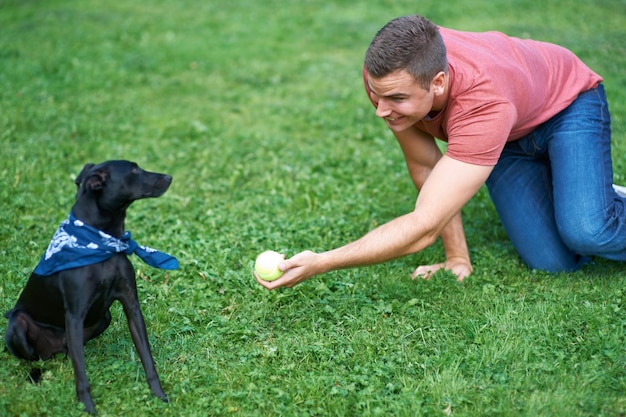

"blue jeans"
[485,84,626,272]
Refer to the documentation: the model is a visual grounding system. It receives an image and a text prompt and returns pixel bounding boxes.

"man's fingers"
[411,263,445,280]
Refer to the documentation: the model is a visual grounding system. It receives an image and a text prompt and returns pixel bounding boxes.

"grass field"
[1,0,625,416]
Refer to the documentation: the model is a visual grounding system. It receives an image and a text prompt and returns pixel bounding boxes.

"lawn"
[0,0,625,416]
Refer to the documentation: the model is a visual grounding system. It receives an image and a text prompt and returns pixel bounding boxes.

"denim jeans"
[485,84,626,272]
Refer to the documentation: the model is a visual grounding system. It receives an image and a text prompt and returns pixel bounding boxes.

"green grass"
[1,0,625,416]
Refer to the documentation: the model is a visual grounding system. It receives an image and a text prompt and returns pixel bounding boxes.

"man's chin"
[385,117,411,131]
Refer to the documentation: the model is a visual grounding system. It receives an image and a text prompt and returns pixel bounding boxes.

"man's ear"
[75,163,95,189]
[431,71,446,95]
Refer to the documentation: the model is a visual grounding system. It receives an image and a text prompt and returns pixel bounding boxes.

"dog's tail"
[29,368,42,384]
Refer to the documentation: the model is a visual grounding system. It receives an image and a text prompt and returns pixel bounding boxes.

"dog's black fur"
[4,160,173,415]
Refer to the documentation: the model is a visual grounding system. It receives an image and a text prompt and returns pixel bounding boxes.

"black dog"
[4,160,179,415]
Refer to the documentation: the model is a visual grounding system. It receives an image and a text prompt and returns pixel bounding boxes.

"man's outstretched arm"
[255,154,493,289]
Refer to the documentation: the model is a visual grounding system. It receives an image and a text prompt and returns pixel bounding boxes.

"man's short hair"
[364,15,448,90]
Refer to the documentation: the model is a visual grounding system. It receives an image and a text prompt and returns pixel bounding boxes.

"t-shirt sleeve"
[443,100,518,166]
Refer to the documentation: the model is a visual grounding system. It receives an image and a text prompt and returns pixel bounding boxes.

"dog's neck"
[71,204,127,238]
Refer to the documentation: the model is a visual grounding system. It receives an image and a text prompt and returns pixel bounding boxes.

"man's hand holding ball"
[254,250,285,283]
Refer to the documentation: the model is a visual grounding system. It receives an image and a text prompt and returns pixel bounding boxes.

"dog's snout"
[142,173,173,198]
[156,174,172,189]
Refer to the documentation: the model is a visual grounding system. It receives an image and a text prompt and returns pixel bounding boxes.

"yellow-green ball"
[254,251,284,281]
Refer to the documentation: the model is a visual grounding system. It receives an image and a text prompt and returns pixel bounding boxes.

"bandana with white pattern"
[34,212,179,276]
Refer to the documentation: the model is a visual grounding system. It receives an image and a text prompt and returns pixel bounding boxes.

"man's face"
[367,69,446,132]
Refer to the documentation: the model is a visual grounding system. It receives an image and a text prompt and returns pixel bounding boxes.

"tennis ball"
[254,250,284,281]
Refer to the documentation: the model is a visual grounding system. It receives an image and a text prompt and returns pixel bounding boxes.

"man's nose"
[375,100,391,118]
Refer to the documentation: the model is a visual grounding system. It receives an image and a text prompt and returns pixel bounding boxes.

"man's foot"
[613,184,626,197]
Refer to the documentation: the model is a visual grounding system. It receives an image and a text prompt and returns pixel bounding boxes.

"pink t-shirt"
[365,27,603,165]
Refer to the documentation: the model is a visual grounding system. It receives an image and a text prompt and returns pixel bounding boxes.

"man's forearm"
[439,211,471,263]
[314,156,490,279]
[317,211,439,272]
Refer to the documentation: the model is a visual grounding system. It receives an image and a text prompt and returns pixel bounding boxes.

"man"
[256,15,626,290]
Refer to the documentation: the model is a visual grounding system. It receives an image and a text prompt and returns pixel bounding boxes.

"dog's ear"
[84,170,108,191]
[75,163,95,189]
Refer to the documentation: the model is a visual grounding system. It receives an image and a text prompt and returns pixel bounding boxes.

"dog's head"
[74,160,172,211]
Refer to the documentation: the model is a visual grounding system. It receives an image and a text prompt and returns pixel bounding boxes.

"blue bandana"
[34,212,179,276]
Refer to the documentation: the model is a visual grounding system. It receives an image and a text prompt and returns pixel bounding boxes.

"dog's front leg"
[121,297,168,402]
[65,313,97,415]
